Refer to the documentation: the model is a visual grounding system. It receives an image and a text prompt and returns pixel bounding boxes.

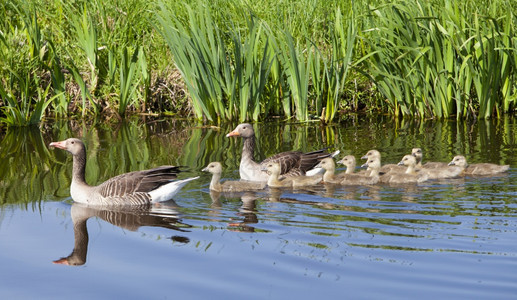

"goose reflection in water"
[207,191,261,232]
[53,201,191,266]
[221,189,345,232]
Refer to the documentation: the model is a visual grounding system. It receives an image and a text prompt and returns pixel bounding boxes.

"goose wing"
[96,166,181,198]
[261,151,302,175]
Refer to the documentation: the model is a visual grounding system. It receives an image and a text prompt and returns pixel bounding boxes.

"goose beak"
[360,162,369,168]
[49,141,66,150]
[201,167,208,172]
[361,155,368,160]
[397,161,404,166]
[52,257,70,265]
[226,130,240,137]
[448,161,455,166]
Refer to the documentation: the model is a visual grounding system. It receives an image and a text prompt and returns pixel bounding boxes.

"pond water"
[1,117,516,299]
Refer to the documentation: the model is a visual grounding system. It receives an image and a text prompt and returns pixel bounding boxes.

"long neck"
[72,148,88,185]
[242,136,256,163]
[209,172,223,191]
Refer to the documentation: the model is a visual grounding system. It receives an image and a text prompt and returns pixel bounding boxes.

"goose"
[262,162,322,188]
[202,162,266,192]
[226,123,332,181]
[316,158,349,183]
[336,155,357,174]
[363,156,427,184]
[49,138,199,205]
[448,155,510,176]
[411,148,448,169]
[337,155,370,175]
[317,157,379,185]
[361,149,405,174]
[398,154,462,179]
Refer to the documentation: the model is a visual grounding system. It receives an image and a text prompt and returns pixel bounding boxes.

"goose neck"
[72,150,87,185]
[209,173,223,191]
[323,168,335,182]
[242,136,256,163]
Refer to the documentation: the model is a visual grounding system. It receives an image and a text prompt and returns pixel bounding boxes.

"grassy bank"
[0,0,516,127]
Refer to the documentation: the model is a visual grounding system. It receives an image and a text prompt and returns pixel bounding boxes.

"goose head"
[448,155,468,168]
[262,162,281,176]
[202,162,223,175]
[49,138,85,156]
[361,149,381,160]
[226,123,255,138]
[361,157,381,170]
[411,148,423,163]
[337,155,356,168]
[398,154,418,167]
[315,157,335,171]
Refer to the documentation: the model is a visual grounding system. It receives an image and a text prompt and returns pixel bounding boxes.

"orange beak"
[49,140,66,150]
[226,130,240,137]
[52,257,70,265]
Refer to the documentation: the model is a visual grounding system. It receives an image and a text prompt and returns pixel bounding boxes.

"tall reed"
[155,2,274,122]
[278,32,312,121]
[70,4,99,94]
[155,3,226,121]
[319,7,356,123]
[118,47,141,117]
[360,0,516,119]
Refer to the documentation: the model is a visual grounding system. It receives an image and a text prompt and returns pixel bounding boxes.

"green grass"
[0,0,516,127]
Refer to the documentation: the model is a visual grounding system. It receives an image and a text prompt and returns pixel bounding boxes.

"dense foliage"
[0,0,516,126]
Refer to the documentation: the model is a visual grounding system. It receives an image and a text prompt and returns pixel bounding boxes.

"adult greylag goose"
[411,148,448,169]
[398,154,462,179]
[202,162,266,192]
[361,149,405,174]
[363,156,427,184]
[262,162,322,188]
[227,123,332,181]
[49,138,199,205]
[448,155,509,176]
[318,157,378,185]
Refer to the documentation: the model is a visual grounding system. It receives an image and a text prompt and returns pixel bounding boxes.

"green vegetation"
[0,0,516,127]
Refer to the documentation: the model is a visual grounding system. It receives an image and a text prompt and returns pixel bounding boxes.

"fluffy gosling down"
[262,162,322,188]
[202,162,266,192]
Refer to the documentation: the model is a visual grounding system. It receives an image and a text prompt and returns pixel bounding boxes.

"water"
[1,117,516,299]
